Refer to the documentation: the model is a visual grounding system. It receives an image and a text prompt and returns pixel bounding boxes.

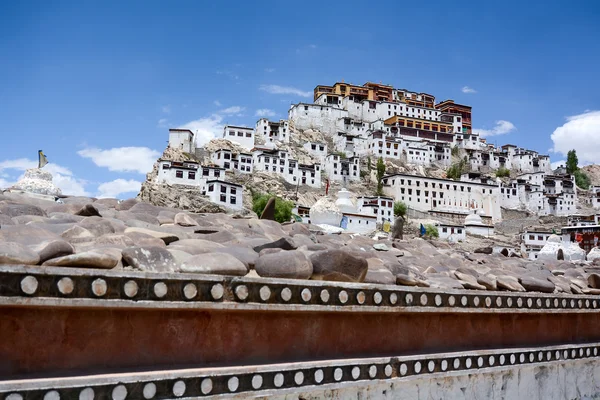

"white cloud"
[265,68,275,73]
[97,179,141,199]
[216,70,239,80]
[78,147,160,174]
[178,114,223,147]
[259,84,311,98]
[161,105,171,114]
[309,44,317,49]
[551,110,600,164]
[213,100,222,107]
[220,106,245,115]
[462,86,477,94]
[551,160,566,170]
[255,108,276,118]
[0,158,89,196]
[158,118,168,127]
[473,120,516,137]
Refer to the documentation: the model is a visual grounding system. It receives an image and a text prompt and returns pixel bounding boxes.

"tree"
[424,224,439,239]
[446,158,467,180]
[566,150,578,175]
[251,193,294,223]
[393,201,407,218]
[392,201,407,240]
[495,167,510,178]
[376,157,385,195]
[575,169,591,190]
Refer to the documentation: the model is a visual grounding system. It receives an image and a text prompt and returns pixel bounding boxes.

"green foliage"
[574,169,591,189]
[376,157,386,196]
[446,158,468,180]
[367,156,372,171]
[424,224,439,239]
[566,150,579,175]
[451,146,460,157]
[393,201,407,218]
[251,193,294,223]
[360,170,369,178]
[495,167,510,178]
[333,151,347,159]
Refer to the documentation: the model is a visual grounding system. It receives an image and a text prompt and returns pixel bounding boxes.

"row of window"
[441,227,463,234]
[228,131,252,138]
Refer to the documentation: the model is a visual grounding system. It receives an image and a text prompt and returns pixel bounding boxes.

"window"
[304,106,308,111]
[237,132,243,137]
[246,132,252,137]
[175,170,183,178]
[224,162,230,169]
[162,163,169,169]
[203,169,209,176]
[231,187,237,195]
[230,196,236,204]
[442,227,447,233]
[538,235,543,241]
[188,171,195,179]
[529,235,535,240]
[457,229,462,234]
[214,170,220,177]
[208,184,214,192]
[220,194,226,202]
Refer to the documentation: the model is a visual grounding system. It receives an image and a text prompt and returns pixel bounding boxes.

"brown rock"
[588,273,600,289]
[0,203,46,218]
[75,204,102,217]
[310,249,368,282]
[121,246,178,272]
[212,246,259,269]
[43,249,120,269]
[255,250,313,279]
[180,253,248,276]
[253,237,297,253]
[123,227,179,244]
[259,197,276,220]
[174,212,198,227]
[477,275,498,291]
[0,242,40,265]
[30,240,75,263]
[519,276,555,293]
[496,275,526,292]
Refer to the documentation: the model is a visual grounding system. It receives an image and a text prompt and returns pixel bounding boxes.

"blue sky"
[1,0,599,197]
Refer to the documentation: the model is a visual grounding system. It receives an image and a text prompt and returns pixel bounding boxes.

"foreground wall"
[2,265,600,398]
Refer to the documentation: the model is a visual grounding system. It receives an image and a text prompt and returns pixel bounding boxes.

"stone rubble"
[2,191,600,295]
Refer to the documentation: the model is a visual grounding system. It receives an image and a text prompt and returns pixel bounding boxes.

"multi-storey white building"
[324,154,361,184]
[202,180,243,210]
[222,125,254,150]
[252,147,321,188]
[211,149,253,174]
[168,129,195,153]
[256,118,290,143]
[356,196,394,223]
[592,186,600,209]
[303,141,328,162]
[382,173,503,222]
[521,229,554,260]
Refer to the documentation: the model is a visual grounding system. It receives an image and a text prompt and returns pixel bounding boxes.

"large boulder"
[310,249,368,282]
[212,246,259,269]
[168,239,225,255]
[43,249,121,269]
[0,202,46,218]
[255,250,313,279]
[0,242,40,265]
[519,276,555,293]
[180,253,248,276]
[123,227,179,244]
[121,246,178,272]
[253,237,297,253]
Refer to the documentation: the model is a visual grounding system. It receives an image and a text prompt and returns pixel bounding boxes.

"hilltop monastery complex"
[159,80,586,225]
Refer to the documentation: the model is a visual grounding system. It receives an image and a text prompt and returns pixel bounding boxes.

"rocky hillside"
[2,190,600,296]
[582,164,600,186]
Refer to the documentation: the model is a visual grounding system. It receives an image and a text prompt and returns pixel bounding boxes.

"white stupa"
[334,188,355,213]
[10,168,62,196]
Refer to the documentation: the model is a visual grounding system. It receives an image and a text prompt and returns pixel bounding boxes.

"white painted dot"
[183,283,197,300]
[339,290,348,304]
[351,366,360,380]
[595,348,599,356]
[536,298,542,308]
[374,292,383,304]
[142,383,156,399]
[21,275,38,295]
[547,351,552,361]
[356,291,366,304]
[301,288,312,302]
[485,297,492,307]
[580,348,584,357]
[251,375,263,389]
[588,348,593,357]
[546,298,551,308]
[281,287,292,302]
[111,385,127,400]
[572,349,577,358]
[517,298,523,308]
[556,351,561,360]
[496,297,503,307]
[448,295,456,306]
[384,364,392,377]
[489,356,495,366]
[211,284,224,300]
[510,354,516,364]
[57,277,74,295]
[400,363,408,375]
[477,357,483,367]
[563,350,569,359]
[200,378,213,395]
[538,352,543,361]
[465,358,472,368]
[507,297,513,307]
[173,381,185,397]
[235,285,249,301]
[389,293,398,305]
[428,360,435,372]
[274,373,284,387]
[405,293,413,305]
[414,361,422,373]
[334,368,343,381]
[44,391,60,400]
[314,369,324,383]
[555,299,560,308]
[578,300,583,309]
[79,388,95,400]
[420,294,428,306]
[562,299,567,308]
[453,358,460,369]
[594,300,598,309]
[369,365,377,378]
[473,297,480,307]
[259,286,271,302]
[519,354,525,363]
[320,289,330,303]
[227,377,239,392]
[294,371,304,385]
[154,282,168,298]
[586,299,590,308]
[461,296,468,306]
[435,295,442,306]
[123,280,138,298]
[92,278,108,297]
[527,298,533,308]
[6,394,23,400]
[441,360,448,371]
[499,355,506,365]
